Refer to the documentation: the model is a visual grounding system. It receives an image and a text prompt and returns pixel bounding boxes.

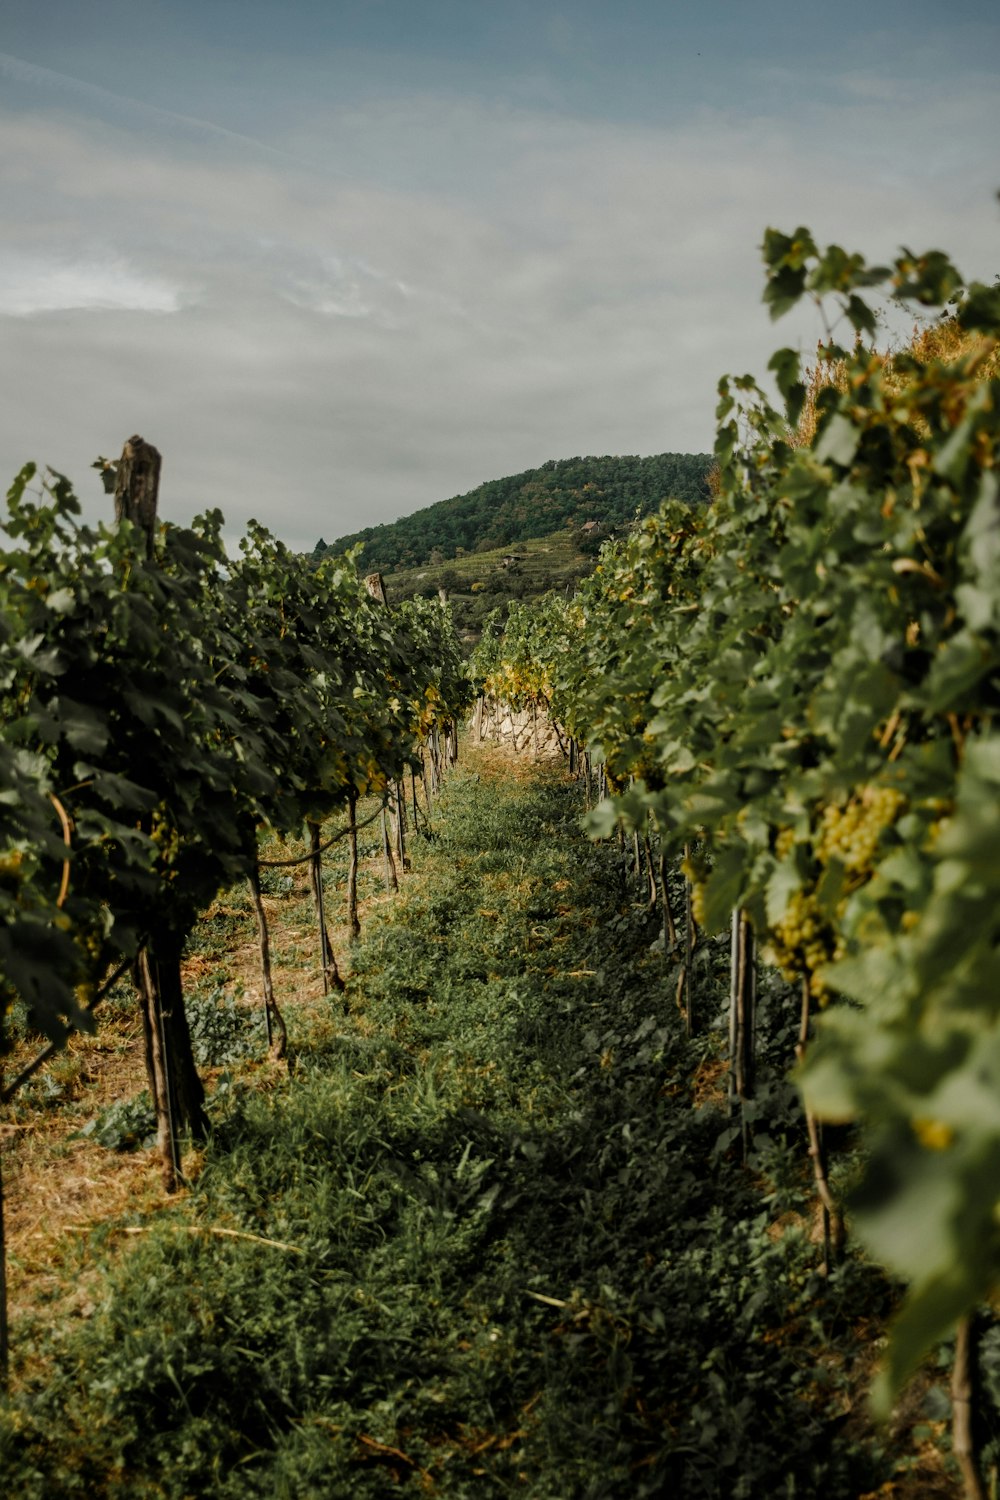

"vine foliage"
[481,230,1000,1409]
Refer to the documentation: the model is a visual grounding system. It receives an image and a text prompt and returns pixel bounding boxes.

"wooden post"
[137,946,181,1193]
[308,821,343,993]
[247,863,288,1056]
[659,853,678,950]
[364,572,388,605]
[796,976,843,1273]
[642,833,657,908]
[393,778,407,871]
[952,1316,986,1500]
[0,1147,9,1389]
[112,439,206,1184]
[114,435,161,555]
[683,844,695,1037]
[347,792,361,941]
[380,807,398,894]
[729,909,756,1161]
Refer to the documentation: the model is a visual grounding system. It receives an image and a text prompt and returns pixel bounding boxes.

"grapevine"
[478,231,1000,1414]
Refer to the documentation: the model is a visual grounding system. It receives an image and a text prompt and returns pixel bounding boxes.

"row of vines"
[471,231,1000,1449]
[0,442,471,1367]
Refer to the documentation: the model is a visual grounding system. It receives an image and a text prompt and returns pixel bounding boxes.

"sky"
[1,0,998,552]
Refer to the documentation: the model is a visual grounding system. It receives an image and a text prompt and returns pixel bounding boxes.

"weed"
[186,986,263,1068]
[75,1090,158,1151]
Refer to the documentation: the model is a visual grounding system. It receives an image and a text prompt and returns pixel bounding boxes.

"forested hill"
[313,452,712,572]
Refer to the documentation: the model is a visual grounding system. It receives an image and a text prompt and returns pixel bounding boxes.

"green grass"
[0,752,922,1497]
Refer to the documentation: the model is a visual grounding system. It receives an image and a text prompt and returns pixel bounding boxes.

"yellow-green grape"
[690,880,707,928]
[149,806,182,869]
[817,785,905,874]
[771,888,836,990]
[680,852,707,884]
[774,826,796,861]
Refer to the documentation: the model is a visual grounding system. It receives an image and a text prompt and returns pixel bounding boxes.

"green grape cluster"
[680,852,709,929]
[774,826,796,861]
[0,847,26,884]
[817,785,906,874]
[771,889,839,993]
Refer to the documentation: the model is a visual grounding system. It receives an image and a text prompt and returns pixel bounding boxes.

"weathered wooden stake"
[952,1316,986,1500]
[659,853,678,950]
[0,1148,9,1389]
[364,571,388,606]
[796,975,844,1273]
[729,909,756,1161]
[113,438,205,1183]
[347,793,361,941]
[137,947,181,1194]
[393,779,407,870]
[307,822,344,993]
[247,864,288,1055]
[683,844,695,1037]
[381,807,398,894]
[114,434,161,555]
[642,834,657,909]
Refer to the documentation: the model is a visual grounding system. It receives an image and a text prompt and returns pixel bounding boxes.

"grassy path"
[0,746,951,1497]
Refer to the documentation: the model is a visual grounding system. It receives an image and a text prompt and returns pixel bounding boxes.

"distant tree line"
[313,453,713,572]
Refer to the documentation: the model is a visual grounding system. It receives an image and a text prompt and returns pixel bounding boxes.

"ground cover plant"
[0,744,967,1497]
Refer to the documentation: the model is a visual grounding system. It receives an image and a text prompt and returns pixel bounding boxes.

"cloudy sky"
[2,0,998,551]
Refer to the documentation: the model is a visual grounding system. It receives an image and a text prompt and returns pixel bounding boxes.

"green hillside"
[382,527,594,636]
[314,452,712,574]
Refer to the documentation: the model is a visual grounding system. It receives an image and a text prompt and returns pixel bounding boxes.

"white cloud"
[0,249,181,315]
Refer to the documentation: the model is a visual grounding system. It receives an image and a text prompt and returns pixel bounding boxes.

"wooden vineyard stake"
[0,1149,8,1388]
[114,434,161,556]
[682,844,695,1036]
[952,1316,986,1500]
[308,820,343,993]
[364,571,388,606]
[642,832,657,909]
[147,937,207,1140]
[796,975,843,1273]
[246,862,288,1055]
[114,437,206,1191]
[410,767,421,833]
[347,792,361,941]
[729,909,756,1162]
[659,853,678,951]
[381,807,399,894]
[392,779,407,871]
